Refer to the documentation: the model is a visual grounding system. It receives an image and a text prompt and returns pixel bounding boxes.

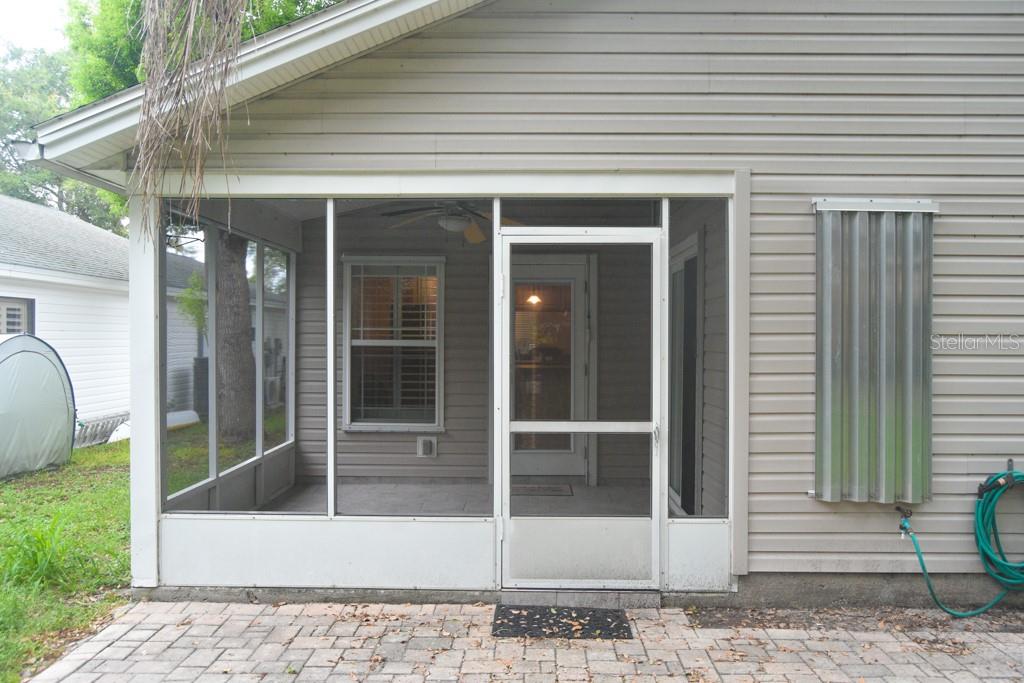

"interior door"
[510,257,590,478]
[498,229,663,590]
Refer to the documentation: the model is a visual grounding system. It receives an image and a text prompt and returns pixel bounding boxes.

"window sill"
[343,424,445,434]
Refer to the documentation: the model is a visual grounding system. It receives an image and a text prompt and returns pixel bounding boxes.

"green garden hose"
[898,469,1024,618]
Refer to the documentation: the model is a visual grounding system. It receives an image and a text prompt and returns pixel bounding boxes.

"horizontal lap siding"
[0,277,130,421]
[240,0,1024,572]
[295,220,328,476]
[296,215,492,479]
[700,207,730,519]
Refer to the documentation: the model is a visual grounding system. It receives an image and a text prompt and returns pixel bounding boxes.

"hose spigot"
[895,506,913,537]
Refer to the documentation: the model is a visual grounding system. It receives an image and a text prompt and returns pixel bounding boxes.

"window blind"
[815,207,933,504]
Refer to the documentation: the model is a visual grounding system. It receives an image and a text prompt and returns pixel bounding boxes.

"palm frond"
[135,0,248,235]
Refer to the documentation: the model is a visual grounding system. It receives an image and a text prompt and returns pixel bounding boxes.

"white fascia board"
[0,263,129,293]
[31,0,488,168]
[157,170,738,198]
[812,197,940,213]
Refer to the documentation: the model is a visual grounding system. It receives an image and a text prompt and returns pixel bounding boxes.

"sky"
[0,0,69,52]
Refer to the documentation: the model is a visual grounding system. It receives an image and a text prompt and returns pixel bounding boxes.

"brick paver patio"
[31,602,1024,682]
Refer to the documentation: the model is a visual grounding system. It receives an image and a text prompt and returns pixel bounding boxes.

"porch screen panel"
[215,236,258,472]
[815,209,932,504]
[263,247,290,451]
[163,224,211,499]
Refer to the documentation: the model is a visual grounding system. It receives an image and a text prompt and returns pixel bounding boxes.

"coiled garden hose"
[898,469,1024,618]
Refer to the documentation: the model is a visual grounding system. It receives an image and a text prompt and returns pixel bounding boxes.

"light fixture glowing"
[526,294,542,305]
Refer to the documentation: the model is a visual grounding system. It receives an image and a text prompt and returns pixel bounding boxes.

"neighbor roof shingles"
[0,195,128,281]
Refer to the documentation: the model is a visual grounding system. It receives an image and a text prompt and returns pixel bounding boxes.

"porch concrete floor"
[265,476,650,516]
[33,601,1024,682]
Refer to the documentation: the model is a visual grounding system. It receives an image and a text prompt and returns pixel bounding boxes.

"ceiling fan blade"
[463,221,487,244]
[477,210,526,227]
[381,206,438,217]
[386,211,441,229]
[457,203,491,222]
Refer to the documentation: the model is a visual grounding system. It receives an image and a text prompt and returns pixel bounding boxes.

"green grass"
[0,441,130,682]
[166,408,288,494]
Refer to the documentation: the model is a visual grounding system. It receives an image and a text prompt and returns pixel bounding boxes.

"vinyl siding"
[234,0,1022,572]
[0,274,129,421]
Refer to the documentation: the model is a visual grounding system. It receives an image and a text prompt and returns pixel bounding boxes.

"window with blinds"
[344,260,443,428]
[0,297,33,335]
[814,199,935,504]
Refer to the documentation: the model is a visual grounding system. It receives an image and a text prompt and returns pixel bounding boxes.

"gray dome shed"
[0,334,76,479]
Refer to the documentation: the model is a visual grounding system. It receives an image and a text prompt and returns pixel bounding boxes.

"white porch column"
[128,196,161,587]
[326,199,336,517]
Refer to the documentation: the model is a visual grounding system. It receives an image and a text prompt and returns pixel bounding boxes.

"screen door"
[496,220,664,589]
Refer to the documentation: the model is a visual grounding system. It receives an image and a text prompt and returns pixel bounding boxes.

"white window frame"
[342,255,446,433]
[0,296,34,335]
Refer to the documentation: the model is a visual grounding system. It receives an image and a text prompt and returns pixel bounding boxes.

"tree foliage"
[0,47,126,233]
[66,0,143,106]
[176,270,208,339]
[245,0,339,38]
[65,0,338,105]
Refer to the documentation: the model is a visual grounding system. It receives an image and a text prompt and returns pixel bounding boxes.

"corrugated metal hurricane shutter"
[816,209,933,504]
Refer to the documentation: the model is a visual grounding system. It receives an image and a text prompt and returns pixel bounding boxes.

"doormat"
[492,605,633,639]
[510,484,573,496]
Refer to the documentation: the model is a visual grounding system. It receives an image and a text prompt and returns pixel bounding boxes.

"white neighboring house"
[0,196,131,445]
[0,195,267,448]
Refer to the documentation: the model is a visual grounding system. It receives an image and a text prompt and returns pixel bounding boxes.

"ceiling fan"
[381,201,492,244]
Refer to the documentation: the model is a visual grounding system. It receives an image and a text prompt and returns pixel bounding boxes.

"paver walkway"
[31,602,1024,683]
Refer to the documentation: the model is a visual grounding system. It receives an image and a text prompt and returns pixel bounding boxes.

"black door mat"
[492,604,633,639]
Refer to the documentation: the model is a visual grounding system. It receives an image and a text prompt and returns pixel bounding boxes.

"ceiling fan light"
[437,214,472,233]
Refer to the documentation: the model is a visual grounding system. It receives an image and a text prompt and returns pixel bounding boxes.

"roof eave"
[28,0,489,175]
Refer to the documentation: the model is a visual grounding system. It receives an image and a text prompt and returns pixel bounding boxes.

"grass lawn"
[0,441,130,682]
[165,407,286,494]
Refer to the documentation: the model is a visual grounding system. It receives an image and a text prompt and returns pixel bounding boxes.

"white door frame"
[495,210,667,590]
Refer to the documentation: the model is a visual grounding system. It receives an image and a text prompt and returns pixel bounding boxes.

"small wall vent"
[417,436,437,458]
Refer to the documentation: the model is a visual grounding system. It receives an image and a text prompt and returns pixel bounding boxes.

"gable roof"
[0,195,128,281]
[19,0,489,191]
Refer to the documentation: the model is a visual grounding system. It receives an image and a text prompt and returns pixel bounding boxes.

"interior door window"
[513,281,573,451]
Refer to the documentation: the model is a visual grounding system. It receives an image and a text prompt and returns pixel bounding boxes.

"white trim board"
[812,198,940,213]
[0,263,128,293]
[155,172,737,199]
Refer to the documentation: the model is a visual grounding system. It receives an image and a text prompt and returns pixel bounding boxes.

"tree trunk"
[215,231,256,444]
